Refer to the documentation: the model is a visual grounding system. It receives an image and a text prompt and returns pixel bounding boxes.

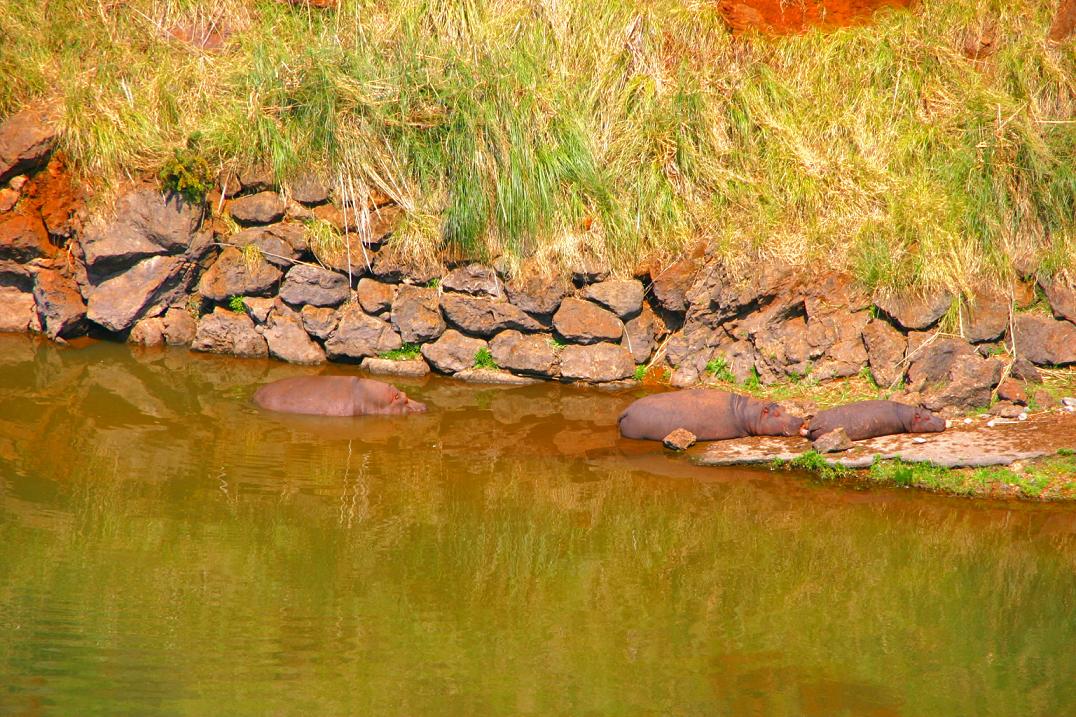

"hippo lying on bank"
[253,376,427,417]
[618,389,805,441]
[806,400,945,441]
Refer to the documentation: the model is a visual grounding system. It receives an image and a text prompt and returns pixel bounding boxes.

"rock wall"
[2,111,1075,414]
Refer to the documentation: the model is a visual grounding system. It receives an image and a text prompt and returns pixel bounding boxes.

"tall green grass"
[0,0,1072,289]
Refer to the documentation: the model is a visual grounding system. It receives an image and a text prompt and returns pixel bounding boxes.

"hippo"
[806,400,945,441]
[617,389,805,442]
[253,376,427,417]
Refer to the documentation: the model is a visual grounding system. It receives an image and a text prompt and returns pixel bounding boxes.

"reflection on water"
[0,334,1074,715]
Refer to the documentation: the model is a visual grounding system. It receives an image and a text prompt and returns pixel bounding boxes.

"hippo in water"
[253,376,427,417]
[806,400,945,441]
[618,389,805,442]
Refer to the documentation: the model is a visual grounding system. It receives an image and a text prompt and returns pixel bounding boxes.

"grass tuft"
[474,347,498,370]
[380,343,422,361]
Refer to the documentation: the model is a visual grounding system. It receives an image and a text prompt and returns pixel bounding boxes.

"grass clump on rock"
[380,343,422,361]
[473,347,498,370]
[0,0,1072,288]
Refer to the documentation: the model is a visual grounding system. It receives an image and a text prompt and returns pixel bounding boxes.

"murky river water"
[0,334,1074,715]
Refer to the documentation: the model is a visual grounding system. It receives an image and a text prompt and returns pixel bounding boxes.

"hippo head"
[357,379,427,415]
[909,406,945,433]
[758,402,806,437]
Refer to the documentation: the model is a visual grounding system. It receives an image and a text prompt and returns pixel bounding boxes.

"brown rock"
[813,427,853,453]
[921,353,1003,411]
[370,245,442,284]
[191,307,268,357]
[553,297,623,344]
[489,330,557,376]
[441,293,542,337]
[262,312,326,364]
[32,269,86,339]
[300,305,339,340]
[289,175,330,205]
[391,285,445,343]
[361,357,430,377]
[621,304,665,363]
[242,297,275,324]
[0,285,37,332]
[571,255,609,284]
[442,264,502,297]
[582,279,644,318]
[453,368,540,385]
[228,225,299,267]
[421,329,487,373]
[0,213,52,262]
[1011,357,1042,383]
[996,377,1027,405]
[989,401,1024,419]
[1012,278,1037,309]
[1033,390,1057,410]
[907,338,977,389]
[559,343,634,382]
[505,274,567,315]
[86,254,203,333]
[279,264,350,307]
[0,109,57,183]
[662,428,697,451]
[311,203,345,232]
[229,191,285,226]
[161,307,196,345]
[324,304,402,360]
[357,277,397,314]
[1013,314,1076,366]
[1040,275,1076,325]
[129,317,165,346]
[80,189,205,273]
[0,188,17,213]
[237,166,275,193]
[197,247,283,302]
[875,289,953,331]
[650,259,700,314]
[961,291,1010,343]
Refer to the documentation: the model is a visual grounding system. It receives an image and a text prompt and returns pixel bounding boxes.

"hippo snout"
[782,416,806,437]
[406,399,427,413]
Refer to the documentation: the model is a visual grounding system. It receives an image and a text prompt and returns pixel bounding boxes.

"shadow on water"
[0,334,1075,715]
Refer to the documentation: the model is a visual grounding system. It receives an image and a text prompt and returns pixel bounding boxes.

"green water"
[0,334,1073,716]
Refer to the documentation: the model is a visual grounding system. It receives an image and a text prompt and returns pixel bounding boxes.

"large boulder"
[489,330,557,376]
[874,289,952,331]
[279,264,350,307]
[197,247,282,302]
[263,312,326,364]
[80,190,205,274]
[390,285,445,343]
[129,308,196,347]
[559,343,634,382]
[553,298,622,344]
[191,308,268,357]
[357,277,397,315]
[324,304,402,360]
[921,353,1004,411]
[1013,314,1076,366]
[907,338,978,388]
[441,293,542,337]
[421,329,487,373]
[442,264,502,297]
[861,318,906,387]
[0,109,57,183]
[650,259,700,314]
[0,285,37,333]
[961,291,1010,343]
[1040,275,1076,325]
[227,225,300,267]
[0,213,53,263]
[621,304,665,363]
[583,279,644,318]
[86,254,204,333]
[683,262,801,332]
[289,175,329,205]
[228,191,285,226]
[32,269,86,339]
[505,274,567,315]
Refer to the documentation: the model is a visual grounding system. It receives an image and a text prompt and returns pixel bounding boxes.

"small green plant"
[474,347,498,370]
[380,343,422,361]
[158,133,212,204]
[704,356,735,383]
[426,278,441,289]
[858,365,879,390]
[227,295,247,313]
[548,336,566,350]
[633,365,646,381]
[743,367,762,391]
[787,451,850,481]
[1058,448,1075,457]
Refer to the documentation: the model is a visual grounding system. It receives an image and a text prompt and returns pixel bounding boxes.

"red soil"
[18,154,84,242]
[718,0,915,35]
